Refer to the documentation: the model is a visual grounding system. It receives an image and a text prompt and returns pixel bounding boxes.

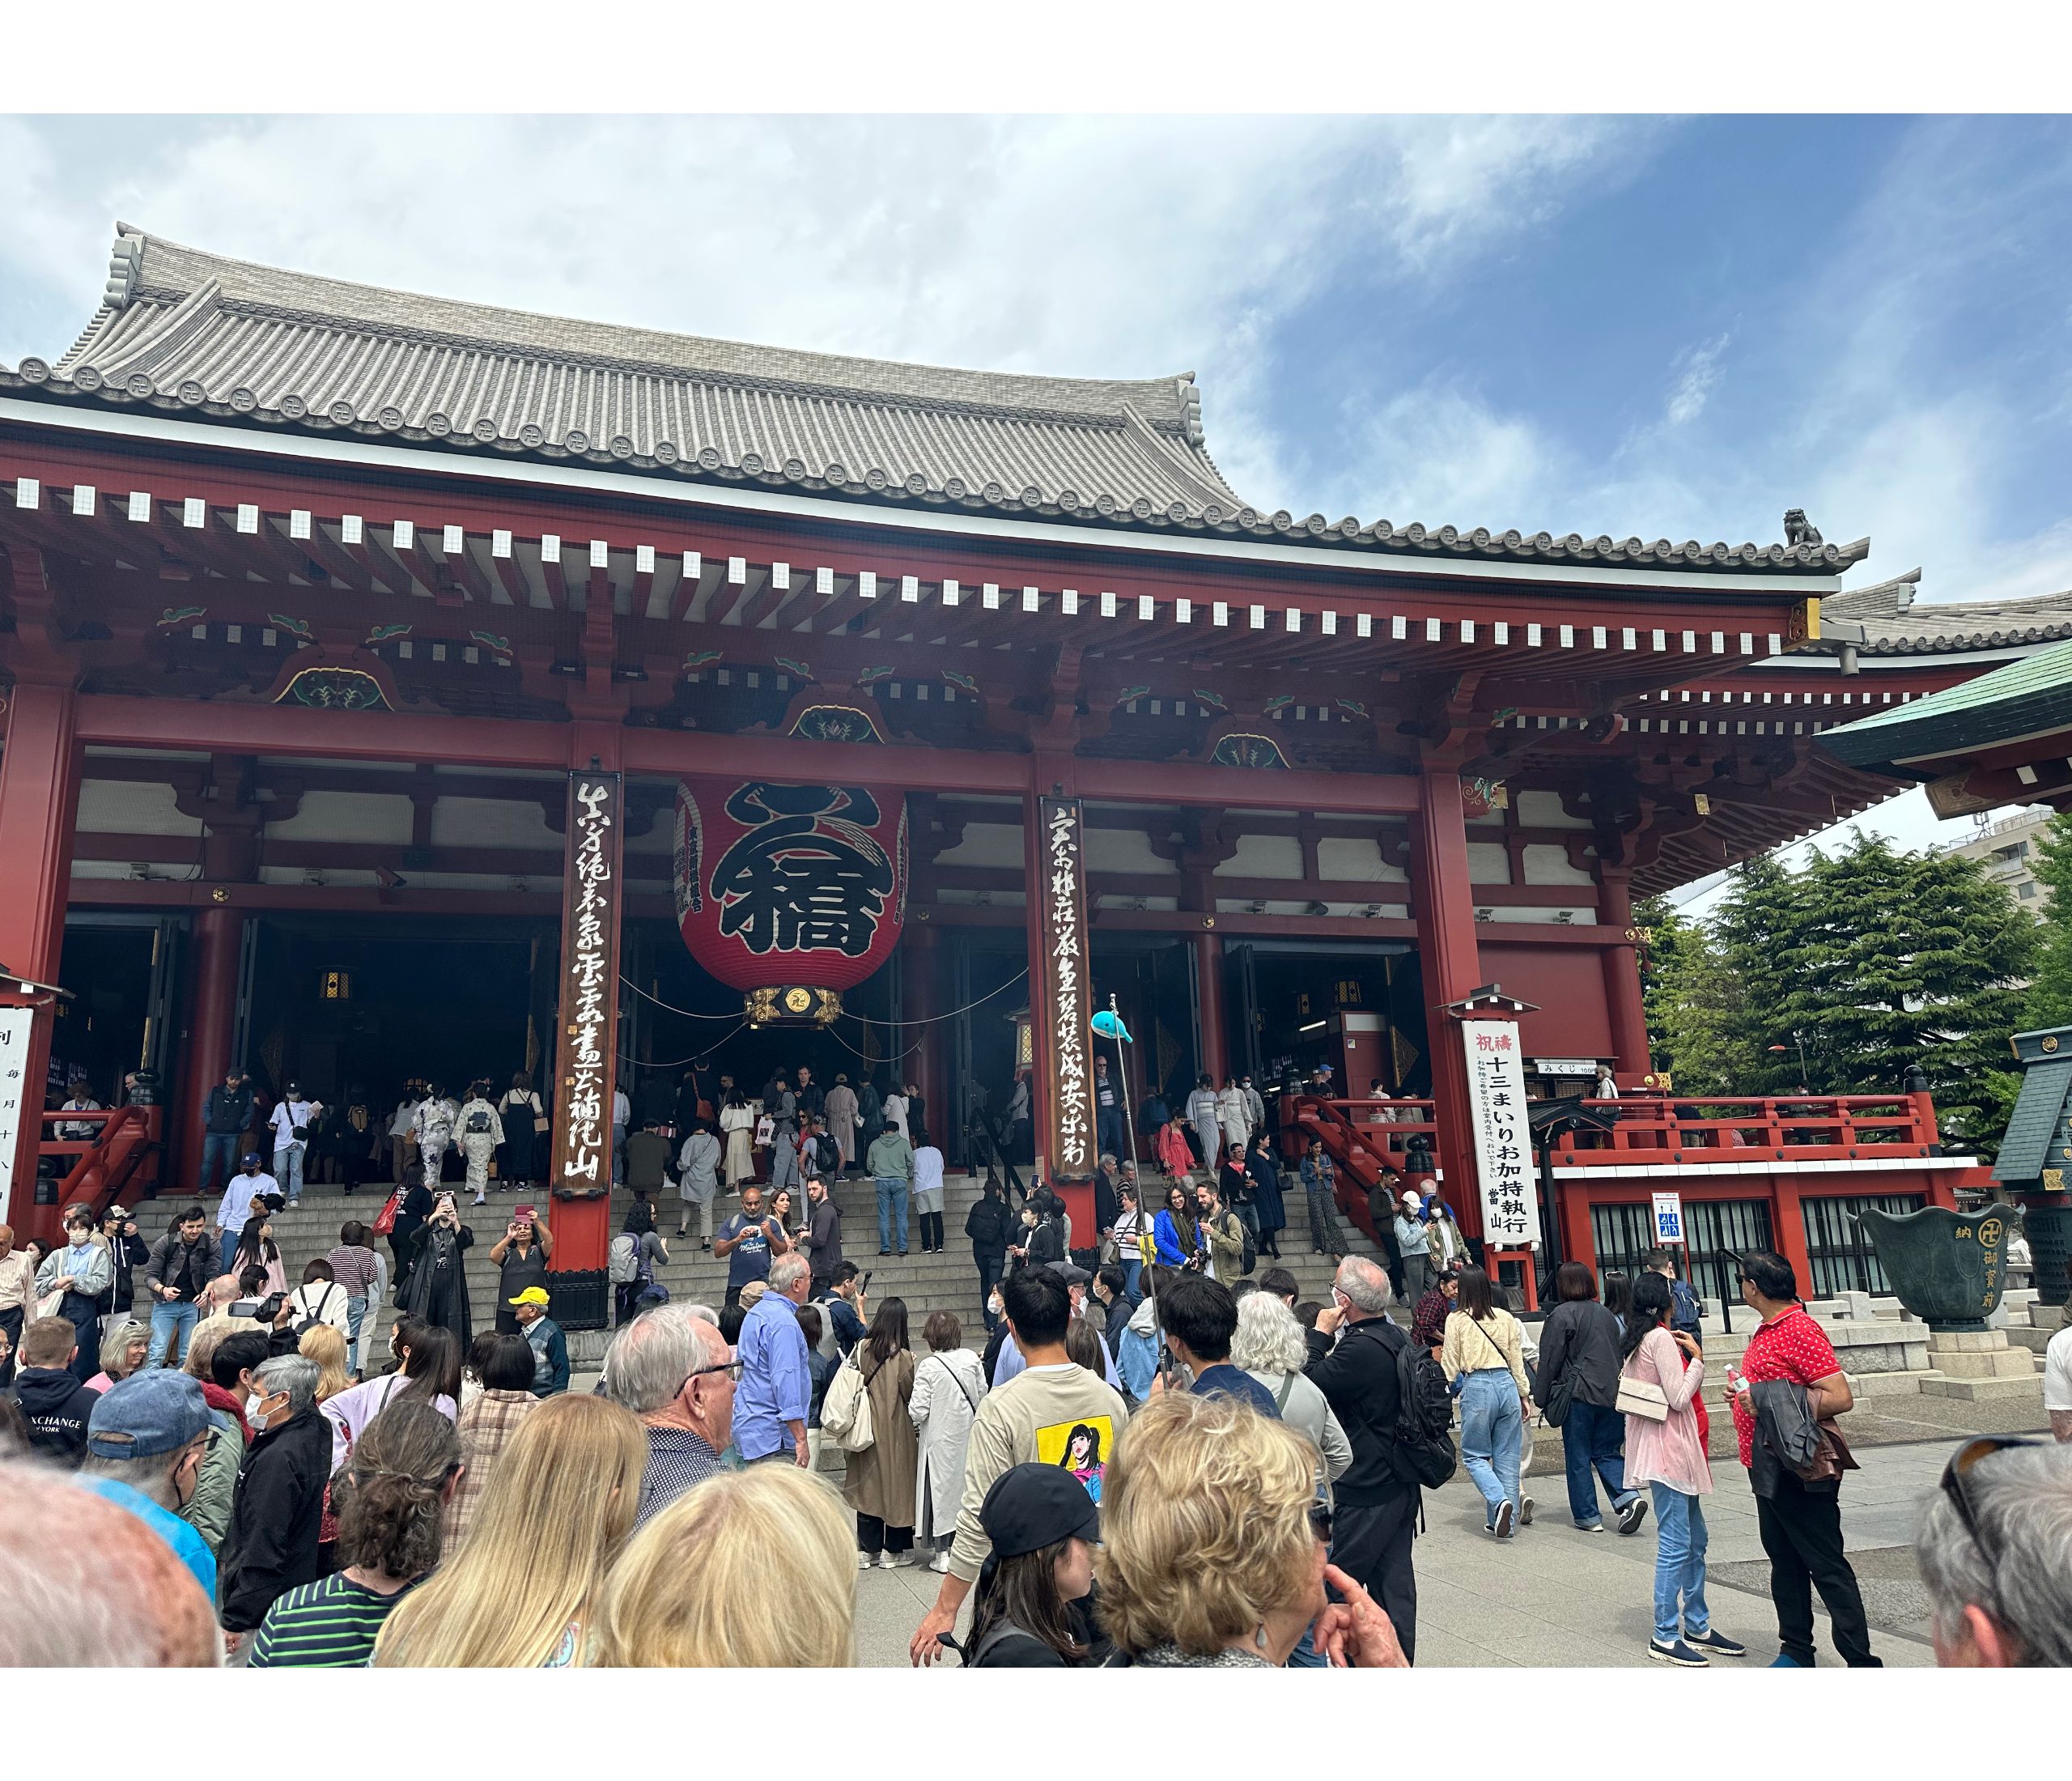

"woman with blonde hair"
[299,1324,352,1403]
[1096,1392,1406,1668]
[593,1465,854,1667]
[373,1392,647,1668]
[83,1319,149,1392]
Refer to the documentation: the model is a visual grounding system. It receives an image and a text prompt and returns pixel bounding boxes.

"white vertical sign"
[1652,1191,1686,1245]
[1460,1018,1540,1248]
[0,1007,36,1210]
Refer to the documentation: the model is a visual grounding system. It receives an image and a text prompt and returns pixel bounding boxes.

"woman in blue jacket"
[1152,1182,1199,1270]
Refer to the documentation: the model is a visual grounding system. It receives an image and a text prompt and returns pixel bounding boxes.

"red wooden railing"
[1546,1092,1941,1167]
[33,1104,162,1229]
[1281,1095,1438,1244]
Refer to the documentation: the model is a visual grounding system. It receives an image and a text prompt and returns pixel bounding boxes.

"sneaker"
[1616,1497,1650,1537]
[1768,1651,1807,1668]
[882,1550,916,1569]
[1490,1500,1514,1538]
[471,1192,486,1206]
[858,1552,873,1571]
[928,1550,953,1573]
[1574,1520,1606,1534]
[879,1249,891,1256]
[898,1249,909,1257]
[1684,1629,1747,1658]
[1519,1496,1535,1527]
[1649,1638,1709,1668]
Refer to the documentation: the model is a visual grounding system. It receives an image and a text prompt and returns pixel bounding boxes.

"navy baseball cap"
[979,1462,1101,1558]
[87,1371,211,1460]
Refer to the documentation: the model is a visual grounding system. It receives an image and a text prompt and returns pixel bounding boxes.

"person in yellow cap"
[507,1287,567,1399]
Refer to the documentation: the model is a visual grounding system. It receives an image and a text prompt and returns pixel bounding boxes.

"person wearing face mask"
[76,1371,219,1600]
[219,1353,333,1658]
[36,1213,113,1386]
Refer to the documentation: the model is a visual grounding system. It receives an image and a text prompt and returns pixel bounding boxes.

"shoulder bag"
[1615,1345,1671,1422]
[822,1351,877,1453]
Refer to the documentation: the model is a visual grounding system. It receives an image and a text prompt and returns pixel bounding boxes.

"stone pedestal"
[1918,1328,2042,1401]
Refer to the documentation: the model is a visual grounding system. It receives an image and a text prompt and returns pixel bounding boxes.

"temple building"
[0,224,2053,1312]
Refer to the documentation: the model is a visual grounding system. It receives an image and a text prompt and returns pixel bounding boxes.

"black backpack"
[1369,1318,1457,1490]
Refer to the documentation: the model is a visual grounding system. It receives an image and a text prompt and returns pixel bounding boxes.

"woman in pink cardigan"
[1620,1273,1747,1668]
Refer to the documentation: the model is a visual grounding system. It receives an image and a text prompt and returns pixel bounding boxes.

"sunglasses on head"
[1940,1435,2038,1559]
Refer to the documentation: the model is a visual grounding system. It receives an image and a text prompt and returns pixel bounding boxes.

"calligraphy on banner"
[1460,1019,1541,1248]
[552,771,622,1201]
[0,1007,33,1209]
[1038,797,1099,1184]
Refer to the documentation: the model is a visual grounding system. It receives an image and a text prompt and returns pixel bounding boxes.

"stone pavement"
[850,1435,1981,1668]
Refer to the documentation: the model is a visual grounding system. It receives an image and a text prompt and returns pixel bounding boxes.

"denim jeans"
[274,1144,305,1203]
[200,1133,240,1192]
[146,1299,198,1368]
[976,1250,1004,1328]
[1119,1257,1143,1300]
[876,1177,909,1252]
[1562,1399,1638,1527]
[1650,1483,1711,1644]
[345,1294,367,1374]
[1457,1368,1523,1528]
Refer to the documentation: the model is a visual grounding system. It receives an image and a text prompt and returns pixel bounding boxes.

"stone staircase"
[255,1167,1387,1358]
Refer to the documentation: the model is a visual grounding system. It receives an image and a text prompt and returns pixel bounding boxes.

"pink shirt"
[1620,1326,1710,1497]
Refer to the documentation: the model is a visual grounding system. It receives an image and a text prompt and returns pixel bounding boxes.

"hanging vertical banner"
[0,1007,36,1215]
[1460,1018,1540,1247]
[550,770,622,1201]
[1038,796,1098,1184]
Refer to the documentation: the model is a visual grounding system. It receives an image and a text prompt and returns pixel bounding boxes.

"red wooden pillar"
[1409,767,1482,1230]
[1195,929,1228,1087]
[1595,866,1650,1078]
[1772,1175,1815,1300]
[0,682,81,1239]
[175,904,242,1189]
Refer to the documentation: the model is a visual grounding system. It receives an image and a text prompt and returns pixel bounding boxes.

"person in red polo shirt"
[1726,1250,1881,1668]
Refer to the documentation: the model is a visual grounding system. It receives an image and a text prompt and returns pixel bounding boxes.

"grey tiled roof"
[1818,567,2072,655]
[0,224,1860,575]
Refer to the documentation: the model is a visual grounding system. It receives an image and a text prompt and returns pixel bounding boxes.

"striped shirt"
[248,1572,425,1668]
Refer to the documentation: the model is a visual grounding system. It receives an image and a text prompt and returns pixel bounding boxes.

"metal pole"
[1104,993,1166,1383]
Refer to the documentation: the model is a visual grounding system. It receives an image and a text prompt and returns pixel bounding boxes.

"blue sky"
[4,114,2069,897]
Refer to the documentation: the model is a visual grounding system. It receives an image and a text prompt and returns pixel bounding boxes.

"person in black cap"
[962,1462,1107,1668]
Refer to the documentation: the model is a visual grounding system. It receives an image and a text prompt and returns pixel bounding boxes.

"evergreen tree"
[1637,896,1747,1094]
[2023,811,2072,1027]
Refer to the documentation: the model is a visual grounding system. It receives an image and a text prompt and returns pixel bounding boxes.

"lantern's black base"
[547,1269,610,1332]
[743,985,843,1026]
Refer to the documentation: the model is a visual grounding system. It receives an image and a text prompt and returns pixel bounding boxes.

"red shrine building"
[0,225,2031,1311]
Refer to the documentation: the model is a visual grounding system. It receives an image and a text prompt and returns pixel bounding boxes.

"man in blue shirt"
[714,1185,787,1309]
[74,1370,218,1600]
[736,1252,813,1466]
[1160,1273,1280,1418]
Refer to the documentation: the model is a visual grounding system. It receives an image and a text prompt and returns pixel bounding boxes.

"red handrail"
[1280,1095,1438,1243]
[1549,1092,1939,1163]
[36,1105,161,1224]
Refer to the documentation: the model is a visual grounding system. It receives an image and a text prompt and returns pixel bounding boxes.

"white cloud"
[1663,332,1730,427]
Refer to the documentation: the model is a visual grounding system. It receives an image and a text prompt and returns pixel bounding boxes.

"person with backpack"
[1645,1248,1706,1348]
[1303,1255,1442,1664]
[609,1197,669,1327]
[1441,1265,1538,1542]
[456,1083,506,1208]
[1195,1177,1250,1284]
[287,1260,353,1345]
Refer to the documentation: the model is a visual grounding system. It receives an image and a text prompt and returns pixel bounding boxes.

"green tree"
[2023,810,2072,1027]
[1637,895,1747,1093]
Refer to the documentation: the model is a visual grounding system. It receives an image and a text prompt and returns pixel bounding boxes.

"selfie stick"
[1096,995,1166,1380]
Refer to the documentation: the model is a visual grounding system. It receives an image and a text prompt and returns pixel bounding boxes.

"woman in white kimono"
[1216,1076,1251,1161]
[719,1089,757,1190]
[909,1311,987,1572]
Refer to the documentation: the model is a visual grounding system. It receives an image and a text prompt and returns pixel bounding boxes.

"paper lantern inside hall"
[673,779,908,1023]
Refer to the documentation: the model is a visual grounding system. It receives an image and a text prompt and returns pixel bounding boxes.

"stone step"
[1917,1374,2047,1402]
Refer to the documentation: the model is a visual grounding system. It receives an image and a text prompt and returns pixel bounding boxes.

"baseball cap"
[979,1462,1101,1558]
[507,1286,551,1307]
[1401,1188,1423,1209]
[241,1152,263,1167]
[87,1371,210,1460]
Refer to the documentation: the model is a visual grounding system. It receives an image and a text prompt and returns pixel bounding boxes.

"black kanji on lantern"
[711,784,895,956]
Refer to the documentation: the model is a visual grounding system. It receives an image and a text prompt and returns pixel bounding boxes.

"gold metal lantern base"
[744,985,843,1026]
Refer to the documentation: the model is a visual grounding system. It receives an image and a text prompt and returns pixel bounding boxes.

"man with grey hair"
[1916,1437,2072,1667]
[1303,1253,1424,1663]
[76,1371,216,1600]
[605,1304,737,1527]
[217,1352,330,1654]
[737,1251,813,1467]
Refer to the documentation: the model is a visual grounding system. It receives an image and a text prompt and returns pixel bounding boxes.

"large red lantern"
[673,779,907,1022]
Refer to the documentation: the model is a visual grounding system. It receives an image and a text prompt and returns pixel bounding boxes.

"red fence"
[29,1105,161,1232]
[1547,1092,1942,1168]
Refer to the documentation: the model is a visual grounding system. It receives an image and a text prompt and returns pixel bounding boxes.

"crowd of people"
[5,1182,2072,1668]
